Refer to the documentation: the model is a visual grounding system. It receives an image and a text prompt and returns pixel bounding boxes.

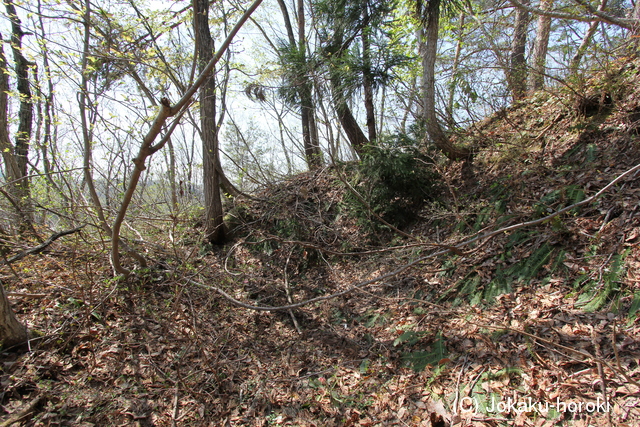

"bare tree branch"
[508,0,637,30]
[111,0,264,276]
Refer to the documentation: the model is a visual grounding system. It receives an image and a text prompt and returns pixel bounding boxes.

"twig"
[467,367,486,397]
[5,292,47,299]
[598,206,616,235]
[592,327,611,427]
[451,356,468,424]
[611,323,637,397]
[171,385,180,427]
[246,234,465,257]
[283,248,302,334]
[478,322,640,389]
[0,394,44,427]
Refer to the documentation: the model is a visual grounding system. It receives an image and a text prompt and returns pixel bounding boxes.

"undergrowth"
[341,134,442,232]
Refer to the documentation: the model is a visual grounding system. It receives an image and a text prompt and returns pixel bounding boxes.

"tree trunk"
[0,34,22,191]
[300,88,322,168]
[80,0,110,236]
[362,3,377,143]
[508,1,529,100]
[325,19,369,157]
[195,0,226,244]
[0,281,28,350]
[529,0,552,92]
[634,0,640,35]
[569,0,606,74]
[332,77,370,156]
[447,12,465,125]
[3,0,35,231]
[420,0,471,161]
[167,137,178,213]
[297,0,322,168]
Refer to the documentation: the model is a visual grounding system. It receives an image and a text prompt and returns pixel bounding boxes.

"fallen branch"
[477,322,640,390]
[0,226,84,265]
[0,394,44,427]
[185,245,451,312]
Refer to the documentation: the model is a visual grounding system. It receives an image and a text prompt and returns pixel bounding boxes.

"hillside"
[1,58,640,426]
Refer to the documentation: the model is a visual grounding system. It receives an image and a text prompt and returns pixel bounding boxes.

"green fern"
[576,250,628,312]
[399,331,448,372]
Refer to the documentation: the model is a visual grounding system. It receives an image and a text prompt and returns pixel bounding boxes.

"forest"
[0,0,639,425]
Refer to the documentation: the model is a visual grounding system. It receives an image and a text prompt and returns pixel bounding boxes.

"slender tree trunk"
[332,77,370,155]
[80,0,109,233]
[529,0,552,92]
[0,281,27,350]
[80,0,144,270]
[326,22,369,156]
[0,35,22,192]
[635,0,640,31]
[420,0,471,161]
[277,0,321,168]
[0,40,39,239]
[3,0,35,230]
[5,0,31,181]
[195,0,226,244]
[362,3,377,143]
[167,137,178,212]
[300,89,322,167]
[508,1,529,100]
[400,74,418,134]
[297,0,322,168]
[569,0,608,73]
[447,12,465,125]
[277,0,296,46]
[35,0,70,207]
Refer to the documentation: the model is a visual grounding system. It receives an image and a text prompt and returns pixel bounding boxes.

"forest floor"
[2,58,640,426]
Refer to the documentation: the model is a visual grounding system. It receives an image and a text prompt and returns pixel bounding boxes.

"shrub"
[344,134,442,230]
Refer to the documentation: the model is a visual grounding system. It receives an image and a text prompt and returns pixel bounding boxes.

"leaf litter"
[1,58,640,426]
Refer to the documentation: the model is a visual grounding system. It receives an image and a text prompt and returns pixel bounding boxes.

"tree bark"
[633,0,640,48]
[0,281,28,350]
[447,12,465,125]
[420,0,471,161]
[569,0,607,74]
[362,3,377,143]
[297,0,322,168]
[332,77,370,155]
[3,0,35,231]
[195,0,226,244]
[529,0,552,92]
[0,34,22,192]
[508,1,529,100]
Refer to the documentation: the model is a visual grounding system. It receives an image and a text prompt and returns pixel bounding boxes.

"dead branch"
[0,226,84,265]
[477,322,640,389]
[0,394,44,427]
[110,0,264,277]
